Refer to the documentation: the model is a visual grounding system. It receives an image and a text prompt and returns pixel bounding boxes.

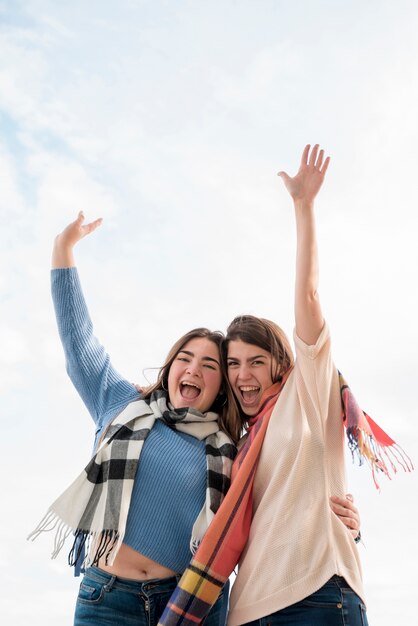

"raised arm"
[52,212,138,428]
[278,144,330,345]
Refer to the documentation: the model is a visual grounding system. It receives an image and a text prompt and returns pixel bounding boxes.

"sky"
[1,0,417,624]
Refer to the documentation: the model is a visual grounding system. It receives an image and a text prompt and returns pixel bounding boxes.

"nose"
[185,360,201,377]
[236,364,251,381]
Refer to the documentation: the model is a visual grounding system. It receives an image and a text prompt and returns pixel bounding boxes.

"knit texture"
[124,421,207,571]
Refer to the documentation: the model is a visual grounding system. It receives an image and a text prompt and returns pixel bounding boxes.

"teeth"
[240,386,259,392]
[181,382,201,390]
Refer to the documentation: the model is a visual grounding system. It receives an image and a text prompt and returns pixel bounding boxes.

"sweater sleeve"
[293,321,337,423]
[51,268,139,428]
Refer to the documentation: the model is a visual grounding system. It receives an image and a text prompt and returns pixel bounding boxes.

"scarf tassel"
[27,509,122,568]
[68,529,89,567]
[347,425,414,489]
[27,509,74,559]
[67,529,122,568]
[90,529,121,566]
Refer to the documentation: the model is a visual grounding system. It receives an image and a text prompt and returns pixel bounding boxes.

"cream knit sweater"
[227,323,364,625]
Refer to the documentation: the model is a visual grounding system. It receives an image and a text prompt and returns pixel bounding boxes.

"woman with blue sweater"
[30,211,239,626]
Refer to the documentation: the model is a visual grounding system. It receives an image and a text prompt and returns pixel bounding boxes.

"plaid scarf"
[28,390,236,568]
[157,371,413,626]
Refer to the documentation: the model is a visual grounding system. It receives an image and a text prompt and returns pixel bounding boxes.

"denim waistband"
[84,566,181,595]
[328,575,351,589]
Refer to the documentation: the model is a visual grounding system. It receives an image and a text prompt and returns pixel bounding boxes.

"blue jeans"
[74,566,228,626]
[243,576,368,626]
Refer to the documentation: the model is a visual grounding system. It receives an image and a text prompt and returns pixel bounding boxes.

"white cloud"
[0,326,28,363]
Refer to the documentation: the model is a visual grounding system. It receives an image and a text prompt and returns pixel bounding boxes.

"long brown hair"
[143,328,242,444]
[224,315,294,422]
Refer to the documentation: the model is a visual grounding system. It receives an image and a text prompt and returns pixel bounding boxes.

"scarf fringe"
[27,509,74,559]
[68,529,124,568]
[190,537,200,555]
[27,509,60,540]
[27,509,123,567]
[89,529,122,567]
[347,426,414,490]
[68,529,90,567]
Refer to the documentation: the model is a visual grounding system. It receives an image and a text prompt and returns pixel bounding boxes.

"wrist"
[54,231,74,248]
[52,235,76,268]
[294,199,314,211]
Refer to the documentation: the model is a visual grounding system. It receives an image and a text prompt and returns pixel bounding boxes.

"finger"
[330,496,357,514]
[316,149,325,169]
[320,155,331,175]
[300,144,310,167]
[277,171,291,184]
[84,218,103,234]
[76,210,85,224]
[330,495,352,506]
[308,144,319,167]
[346,493,354,503]
[337,515,358,530]
[330,501,356,519]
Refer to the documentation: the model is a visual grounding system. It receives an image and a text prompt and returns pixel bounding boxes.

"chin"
[240,406,257,417]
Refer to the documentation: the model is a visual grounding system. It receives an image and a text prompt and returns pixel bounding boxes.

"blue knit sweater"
[51,268,207,573]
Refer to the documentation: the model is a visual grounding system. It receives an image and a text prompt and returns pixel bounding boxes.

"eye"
[203,363,217,370]
[252,360,265,366]
[227,360,239,368]
[177,356,189,362]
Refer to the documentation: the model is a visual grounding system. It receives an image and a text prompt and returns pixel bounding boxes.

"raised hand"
[278,144,330,206]
[52,211,103,268]
[57,211,102,248]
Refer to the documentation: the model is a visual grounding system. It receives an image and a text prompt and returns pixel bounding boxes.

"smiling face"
[167,337,223,413]
[227,339,278,417]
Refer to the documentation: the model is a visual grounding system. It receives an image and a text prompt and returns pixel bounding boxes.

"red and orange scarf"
[157,371,412,626]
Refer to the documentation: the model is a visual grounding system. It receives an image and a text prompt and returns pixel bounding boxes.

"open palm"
[278,144,330,204]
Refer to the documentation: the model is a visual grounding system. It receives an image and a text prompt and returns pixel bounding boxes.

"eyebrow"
[178,350,220,366]
[227,354,268,363]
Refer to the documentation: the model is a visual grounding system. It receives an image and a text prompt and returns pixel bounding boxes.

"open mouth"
[180,381,201,401]
[239,385,260,406]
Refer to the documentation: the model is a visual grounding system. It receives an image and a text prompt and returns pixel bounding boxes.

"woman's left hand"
[330,494,361,540]
[278,143,330,206]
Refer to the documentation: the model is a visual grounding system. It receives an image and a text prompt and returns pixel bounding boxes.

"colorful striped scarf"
[157,371,413,626]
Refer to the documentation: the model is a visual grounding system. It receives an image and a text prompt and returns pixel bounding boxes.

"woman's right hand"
[52,211,102,268]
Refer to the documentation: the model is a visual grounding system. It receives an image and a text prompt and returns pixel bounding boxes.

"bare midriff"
[98,543,178,580]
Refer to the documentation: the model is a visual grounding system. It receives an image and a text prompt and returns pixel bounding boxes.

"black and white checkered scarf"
[28,390,236,568]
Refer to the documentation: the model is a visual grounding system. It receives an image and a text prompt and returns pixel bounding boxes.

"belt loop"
[103,575,117,592]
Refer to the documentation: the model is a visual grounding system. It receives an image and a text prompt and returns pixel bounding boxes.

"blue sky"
[1,1,417,624]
